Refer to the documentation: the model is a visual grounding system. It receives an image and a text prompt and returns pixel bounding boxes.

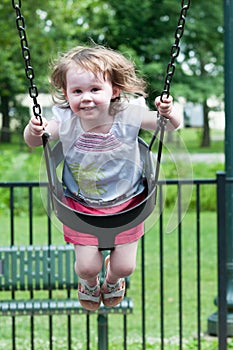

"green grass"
[0,128,227,348]
[0,211,230,349]
[0,127,224,216]
[140,127,224,154]
[2,127,225,158]
[173,128,224,154]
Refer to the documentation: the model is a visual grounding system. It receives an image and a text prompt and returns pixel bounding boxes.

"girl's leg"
[101,240,139,307]
[74,244,103,286]
[106,240,139,284]
[74,245,103,311]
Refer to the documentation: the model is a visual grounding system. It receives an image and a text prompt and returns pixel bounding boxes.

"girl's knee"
[74,245,102,279]
[110,241,138,277]
[111,260,136,278]
[75,261,101,280]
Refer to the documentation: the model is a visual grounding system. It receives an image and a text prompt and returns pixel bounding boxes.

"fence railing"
[0,175,228,350]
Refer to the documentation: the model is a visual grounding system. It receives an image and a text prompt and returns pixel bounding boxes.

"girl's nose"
[81,91,92,101]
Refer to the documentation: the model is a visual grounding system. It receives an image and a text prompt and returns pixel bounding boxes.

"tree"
[1,0,224,148]
[0,0,60,142]
[170,0,224,147]
[101,0,224,147]
[0,0,24,142]
[0,0,112,144]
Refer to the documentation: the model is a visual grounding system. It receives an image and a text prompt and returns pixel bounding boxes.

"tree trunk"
[201,99,210,147]
[0,95,11,143]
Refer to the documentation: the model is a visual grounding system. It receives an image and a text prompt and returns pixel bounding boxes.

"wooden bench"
[0,244,133,316]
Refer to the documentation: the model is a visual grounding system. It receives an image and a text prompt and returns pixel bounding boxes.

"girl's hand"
[155,95,180,130]
[28,116,48,137]
[155,95,173,119]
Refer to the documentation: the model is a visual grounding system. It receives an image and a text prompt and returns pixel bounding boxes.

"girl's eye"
[74,89,82,94]
[91,87,100,92]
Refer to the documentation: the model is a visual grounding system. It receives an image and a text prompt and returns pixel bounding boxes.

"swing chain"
[161,0,191,100]
[12,0,43,125]
[149,0,191,153]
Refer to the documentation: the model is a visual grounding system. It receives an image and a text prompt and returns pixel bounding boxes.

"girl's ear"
[63,88,68,100]
[112,87,121,99]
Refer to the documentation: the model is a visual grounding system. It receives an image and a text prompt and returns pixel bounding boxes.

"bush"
[0,131,224,215]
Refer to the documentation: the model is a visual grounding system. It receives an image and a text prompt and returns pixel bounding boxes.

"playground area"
[0,175,229,349]
[1,1,233,349]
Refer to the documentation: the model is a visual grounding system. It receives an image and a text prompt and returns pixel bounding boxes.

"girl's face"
[64,64,120,132]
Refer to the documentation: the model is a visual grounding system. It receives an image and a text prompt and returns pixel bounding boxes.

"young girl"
[24,45,180,311]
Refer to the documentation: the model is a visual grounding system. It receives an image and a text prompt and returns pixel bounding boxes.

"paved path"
[163,153,224,164]
[188,153,224,163]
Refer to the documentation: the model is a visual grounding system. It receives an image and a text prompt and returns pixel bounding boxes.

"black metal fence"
[0,175,228,350]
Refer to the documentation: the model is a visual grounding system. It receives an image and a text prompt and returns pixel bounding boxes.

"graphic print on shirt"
[68,132,123,198]
[69,161,106,196]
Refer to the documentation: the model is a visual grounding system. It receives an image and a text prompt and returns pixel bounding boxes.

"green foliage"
[1,0,224,140]
[0,147,45,215]
[0,126,224,215]
[163,164,220,211]
[0,0,225,212]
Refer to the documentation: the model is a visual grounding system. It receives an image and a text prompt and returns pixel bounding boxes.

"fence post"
[98,314,108,350]
[207,0,233,341]
[216,172,227,349]
[207,172,227,348]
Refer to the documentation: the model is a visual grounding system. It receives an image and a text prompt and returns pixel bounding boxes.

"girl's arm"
[141,95,181,131]
[24,116,59,147]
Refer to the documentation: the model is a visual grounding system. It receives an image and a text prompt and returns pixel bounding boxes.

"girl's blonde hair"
[50,45,147,108]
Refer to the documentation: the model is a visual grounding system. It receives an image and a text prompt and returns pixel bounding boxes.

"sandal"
[101,255,125,307]
[78,278,101,311]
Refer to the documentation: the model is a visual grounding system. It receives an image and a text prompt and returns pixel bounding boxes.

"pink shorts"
[63,193,145,246]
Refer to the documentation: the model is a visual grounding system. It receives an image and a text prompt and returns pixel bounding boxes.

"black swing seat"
[42,135,157,249]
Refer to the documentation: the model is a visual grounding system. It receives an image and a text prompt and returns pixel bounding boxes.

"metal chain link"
[161,0,191,101]
[149,0,191,155]
[12,0,43,125]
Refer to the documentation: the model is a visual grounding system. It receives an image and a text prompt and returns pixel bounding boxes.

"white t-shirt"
[52,97,148,207]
